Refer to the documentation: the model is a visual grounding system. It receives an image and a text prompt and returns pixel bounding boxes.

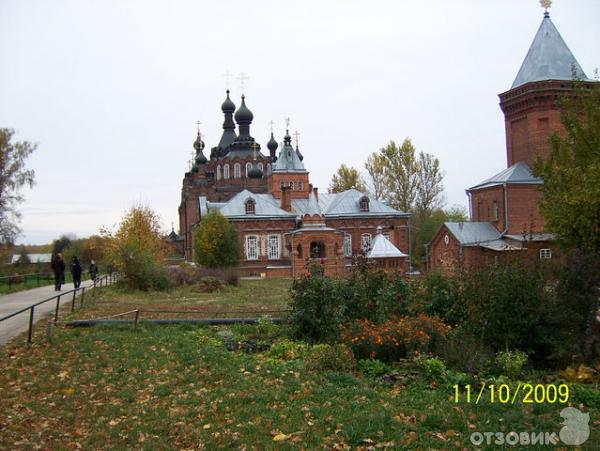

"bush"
[194,211,240,268]
[416,356,446,382]
[495,350,528,379]
[341,314,450,362]
[408,271,460,324]
[268,340,309,360]
[167,264,240,287]
[192,276,224,293]
[437,326,493,375]
[115,243,171,291]
[358,359,390,378]
[289,273,346,343]
[305,344,356,373]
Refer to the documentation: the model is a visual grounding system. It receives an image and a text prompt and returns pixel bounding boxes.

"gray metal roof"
[318,189,408,217]
[445,222,502,246]
[479,240,523,251]
[272,142,306,173]
[512,13,589,89]
[304,190,322,216]
[469,162,543,190]
[205,190,296,219]
[367,234,408,259]
[504,232,556,242]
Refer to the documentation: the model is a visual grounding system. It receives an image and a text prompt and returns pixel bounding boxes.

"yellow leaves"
[58,371,69,380]
[560,364,596,383]
[273,433,291,441]
[64,387,75,396]
[203,424,212,430]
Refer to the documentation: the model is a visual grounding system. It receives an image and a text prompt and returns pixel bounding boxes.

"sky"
[1,0,598,245]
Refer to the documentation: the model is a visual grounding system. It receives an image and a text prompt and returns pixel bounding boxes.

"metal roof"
[444,222,502,246]
[205,190,296,219]
[469,162,543,190]
[512,13,589,89]
[303,191,322,216]
[319,189,408,217]
[479,240,523,252]
[504,232,556,242]
[367,234,408,259]
[272,142,306,173]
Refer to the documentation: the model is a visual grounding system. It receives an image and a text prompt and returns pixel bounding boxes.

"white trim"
[361,233,372,252]
[223,164,230,179]
[234,163,241,179]
[343,234,352,257]
[245,235,259,260]
[268,234,281,260]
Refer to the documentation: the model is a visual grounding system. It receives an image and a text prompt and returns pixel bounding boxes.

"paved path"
[0,280,95,345]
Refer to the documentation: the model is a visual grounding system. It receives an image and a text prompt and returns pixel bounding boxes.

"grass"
[0,280,598,449]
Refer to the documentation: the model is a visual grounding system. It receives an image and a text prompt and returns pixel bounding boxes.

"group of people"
[50,254,98,291]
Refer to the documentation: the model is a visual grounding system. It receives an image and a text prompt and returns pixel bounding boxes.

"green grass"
[1,320,598,449]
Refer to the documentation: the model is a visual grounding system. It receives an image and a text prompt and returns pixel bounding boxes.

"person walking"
[71,256,82,289]
[89,260,98,282]
[51,253,66,291]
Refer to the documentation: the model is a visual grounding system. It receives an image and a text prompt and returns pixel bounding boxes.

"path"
[0,280,94,345]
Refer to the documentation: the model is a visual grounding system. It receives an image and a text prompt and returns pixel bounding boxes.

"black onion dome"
[234,95,253,124]
[195,153,207,165]
[193,132,205,151]
[248,164,263,179]
[267,132,278,153]
[221,89,236,113]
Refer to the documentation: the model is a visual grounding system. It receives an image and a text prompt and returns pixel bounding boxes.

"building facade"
[179,92,410,277]
[429,11,596,273]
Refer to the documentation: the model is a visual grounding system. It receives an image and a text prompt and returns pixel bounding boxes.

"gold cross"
[237,72,250,94]
[540,0,552,11]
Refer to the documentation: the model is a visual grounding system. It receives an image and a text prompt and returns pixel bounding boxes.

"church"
[178,92,410,277]
[428,10,597,273]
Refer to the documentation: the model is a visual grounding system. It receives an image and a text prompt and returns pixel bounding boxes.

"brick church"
[428,10,597,273]
[178,92,410,277]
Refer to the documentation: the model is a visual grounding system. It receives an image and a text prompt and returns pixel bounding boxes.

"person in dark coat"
[51,253,66,291]
[71,256,82,289]
[89,260,98,282]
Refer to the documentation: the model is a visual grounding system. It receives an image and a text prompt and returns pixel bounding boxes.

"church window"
[343,234,352,257]
[216,165,222,180]
[359,196,369,212]
[539,249,552,259]
[246,162,252,177]
[245,235,258,260]
[290,181,294,190]
[268,235,280,260]
[310,241,326,259]
[234,163,241,179]
[266,163,271,175]
[298,180,303,191]
[245,198,255,215]
[223,164,230,179]
[492,201,499,221]
[258,162,263,172]
[361,233,372,252]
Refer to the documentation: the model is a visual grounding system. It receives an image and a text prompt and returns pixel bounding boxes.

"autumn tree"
[364,152,386,199]
[329,164,367,193]
[104,205,170,290]
[533,82,600,253]
[0,129,36,243]
[194,210,240,268]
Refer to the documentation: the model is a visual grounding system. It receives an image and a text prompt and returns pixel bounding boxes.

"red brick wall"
[506,185,545,234]
[469,185,505,232]
[269,173,310,199]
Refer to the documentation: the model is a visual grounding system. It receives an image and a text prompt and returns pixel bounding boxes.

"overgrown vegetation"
[193,210,240,269]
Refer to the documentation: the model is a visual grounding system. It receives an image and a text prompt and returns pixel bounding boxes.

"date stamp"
[453,383,569,404]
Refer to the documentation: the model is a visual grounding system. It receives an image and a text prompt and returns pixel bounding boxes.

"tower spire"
[216,90,237,157]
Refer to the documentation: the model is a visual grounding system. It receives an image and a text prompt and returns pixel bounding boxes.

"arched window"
[216,165,222,180]
[359,196,369,212]
[290,181,294,190]
[361,233,372,252]
[223,164,230,179]
[245,198,256,215]
[492,201,499,221]
[310,241,326,259]
[266,163,271,175]
[298,180,303,191]
[246,162,252,177]
[234,163,241,179]
[343,234,352,257]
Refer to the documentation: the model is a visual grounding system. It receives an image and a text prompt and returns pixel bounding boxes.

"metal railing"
[0,271,97,291]
[0,273,116,344]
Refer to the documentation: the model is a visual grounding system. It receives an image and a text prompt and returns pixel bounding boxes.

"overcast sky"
[1,0,598,244]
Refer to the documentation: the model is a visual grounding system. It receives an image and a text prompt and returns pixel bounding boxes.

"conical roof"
[512,12,588,89]
[273,130,306,173]
[367,232,408,259]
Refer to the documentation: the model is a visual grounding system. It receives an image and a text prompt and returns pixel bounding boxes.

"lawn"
[0,280,598,449]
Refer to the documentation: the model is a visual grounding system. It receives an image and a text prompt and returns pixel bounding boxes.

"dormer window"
[245,198,256,215]
[359,196,370,212]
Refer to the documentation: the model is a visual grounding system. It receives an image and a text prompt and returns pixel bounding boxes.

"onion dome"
[267,131,278,160]
[193,132,207,164]
[234,95,254,124]
[221,89,235,113]
[248,163,263,179]
[296,146,304,162]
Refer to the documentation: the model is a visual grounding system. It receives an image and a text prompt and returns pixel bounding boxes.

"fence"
[0,271,96,292]
[0,274,116,345]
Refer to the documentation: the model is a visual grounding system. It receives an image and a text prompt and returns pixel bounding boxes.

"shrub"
[194,211,240,268]
[114,243,171,291]
[408,271,460,324]
[305,344,356,373]
[289,273,345,343]
[495,350,528,379]
[192,276,224,293]
[416,356,446,382]
[358,359,390,378]
[341,314,450,362]
[437,326,493,375]
[268,340,309,360]
[167,264,240,287]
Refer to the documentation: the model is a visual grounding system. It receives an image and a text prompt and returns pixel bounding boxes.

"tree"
[416,152,445,213]
[194,211,240,268]
[329,164,367,193]
[0,129,36,243]
[379,139,419,212]
[533,82,600,253]
[364,152,386,199]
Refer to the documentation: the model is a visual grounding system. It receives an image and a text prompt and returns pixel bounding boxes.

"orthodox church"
[178,92,410,277]
[428,10,597,273]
